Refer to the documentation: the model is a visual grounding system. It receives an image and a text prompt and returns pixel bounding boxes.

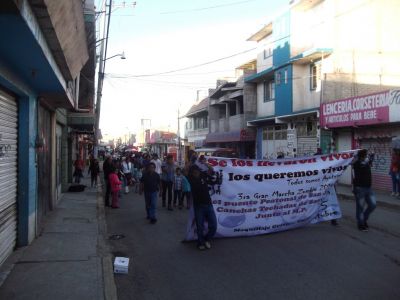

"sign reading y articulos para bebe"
[184,151,356,241]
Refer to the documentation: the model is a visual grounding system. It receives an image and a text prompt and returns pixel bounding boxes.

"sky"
[97,0,289,141]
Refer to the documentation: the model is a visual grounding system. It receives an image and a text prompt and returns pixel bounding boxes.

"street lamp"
[104,51,126,61]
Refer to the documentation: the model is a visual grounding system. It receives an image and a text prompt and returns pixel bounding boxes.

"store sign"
[320,89,400,128]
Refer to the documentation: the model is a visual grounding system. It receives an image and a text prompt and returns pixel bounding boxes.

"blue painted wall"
[256,127,263,160]
[0,12,59,246]
[17,96,37,246]
[270,11,293,117]
[0,14,64,93]
[275,65,293,116]
[273,11,291,68]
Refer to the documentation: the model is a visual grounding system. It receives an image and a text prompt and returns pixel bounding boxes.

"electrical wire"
[106,75,215,87]
[107,47,257,78]
[160,0,257,15]
[105,0,375,80]
[106,69,235,78]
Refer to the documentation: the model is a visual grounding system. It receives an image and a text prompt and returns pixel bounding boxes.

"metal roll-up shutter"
[0,89,18,266]
[359,138,392,191]
[297,137,318,157]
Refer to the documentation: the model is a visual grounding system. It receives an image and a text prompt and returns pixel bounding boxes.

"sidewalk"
[0,176,117,300]
[336,184,400,211]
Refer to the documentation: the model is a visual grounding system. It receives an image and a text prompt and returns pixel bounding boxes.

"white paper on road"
[184,151,356,241]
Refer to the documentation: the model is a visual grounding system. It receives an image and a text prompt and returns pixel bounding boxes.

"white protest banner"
[184,150,356,241]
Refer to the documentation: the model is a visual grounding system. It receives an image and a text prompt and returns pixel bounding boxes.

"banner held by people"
[185,150,356,241]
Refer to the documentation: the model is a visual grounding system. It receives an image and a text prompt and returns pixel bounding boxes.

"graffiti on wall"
[356,139,392,173]
[0,143,12,159]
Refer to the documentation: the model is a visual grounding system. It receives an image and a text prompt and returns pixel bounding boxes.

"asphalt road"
[106,192,400,300]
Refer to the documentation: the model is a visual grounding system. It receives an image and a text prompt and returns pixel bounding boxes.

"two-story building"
[246,0,400,191]
[145,129,178,159]
[0,0,95,267]
[246,1,330,159]
[316,0,400,190]
[185,97,209,149]
[205,64,257,158]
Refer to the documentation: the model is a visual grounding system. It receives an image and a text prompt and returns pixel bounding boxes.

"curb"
[337,193,400,211]
[97,178,118,300]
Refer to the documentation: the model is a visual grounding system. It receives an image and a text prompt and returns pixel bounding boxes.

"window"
[238,99,244,114]
[297,122,316,137]
[275,72,281,85]
[310,63,321,90]
[229,101,236,116]
[262,125,287,140]
[263,47,272,59]
[218,105,226,118]
[263,80,275,102]
[284,69,288,84]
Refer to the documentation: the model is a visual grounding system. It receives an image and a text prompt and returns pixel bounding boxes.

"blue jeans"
[353,186,377,225]
[194,204,217,246]
[390,173,400,193]
[144,191,158,220]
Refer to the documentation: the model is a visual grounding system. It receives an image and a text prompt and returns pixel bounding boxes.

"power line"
[108,47,257,78]
[110,0,375,79]
[160,0,257,15]
[106,75,215,86]
[106,69,234,78]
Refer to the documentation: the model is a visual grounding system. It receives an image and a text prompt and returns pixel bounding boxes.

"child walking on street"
[173,168,184,209]
[109,167,122,209]
[181,174,191,209]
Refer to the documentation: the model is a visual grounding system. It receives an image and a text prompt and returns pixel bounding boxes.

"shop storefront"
[205,129,256,158]
[320,89,400,191]
[0,88,18,266]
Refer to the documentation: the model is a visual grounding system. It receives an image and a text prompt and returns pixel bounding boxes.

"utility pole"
[177,108,182,166]
[94,0,112,157]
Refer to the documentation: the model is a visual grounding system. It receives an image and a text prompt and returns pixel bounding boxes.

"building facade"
[246,2,326,159]
[185,97,209,148]
[316,0,400,190]
[145,129,178,159]
[0,0,94,267]
[246,0,400,191]
[205,65,257,158]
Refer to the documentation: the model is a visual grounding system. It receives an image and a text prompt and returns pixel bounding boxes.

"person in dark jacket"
[352,149,376,231]
[140,163,161,224]
[88,158,100,188]
[103,155,113,207]
[188,165,217,250]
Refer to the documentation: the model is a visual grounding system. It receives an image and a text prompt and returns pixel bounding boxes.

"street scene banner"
[185,151,356,241]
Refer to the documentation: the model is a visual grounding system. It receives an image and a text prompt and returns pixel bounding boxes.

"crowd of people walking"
[69,145,400,250]
[99,150,217,250]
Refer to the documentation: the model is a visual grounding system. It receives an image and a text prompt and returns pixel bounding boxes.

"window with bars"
[262,125,287,140]
[297,122,317,137]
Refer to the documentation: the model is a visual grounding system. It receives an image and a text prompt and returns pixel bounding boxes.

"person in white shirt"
[151,153,162,175]
[121,156,133,194]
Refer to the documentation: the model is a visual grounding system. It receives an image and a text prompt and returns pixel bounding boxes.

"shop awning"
[205,129,256,143]
[68,112,96,131]
[244,66,274,83]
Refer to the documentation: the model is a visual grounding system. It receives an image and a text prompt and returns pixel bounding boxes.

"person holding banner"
[352,149,377,232]
[189,165,217,250]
